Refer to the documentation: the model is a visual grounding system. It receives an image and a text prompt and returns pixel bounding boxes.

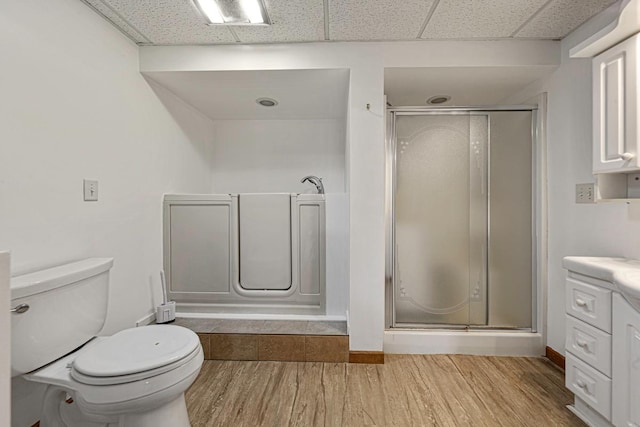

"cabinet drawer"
[566,353,612,421]
[566,278,612,332]
[565,315,612,377]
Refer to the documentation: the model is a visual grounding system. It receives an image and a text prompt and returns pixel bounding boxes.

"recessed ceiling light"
[427,95,451,105]
[256,97,278,107]
[193,0,271,25]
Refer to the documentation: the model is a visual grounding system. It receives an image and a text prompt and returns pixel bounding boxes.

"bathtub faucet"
[301,175,325,194]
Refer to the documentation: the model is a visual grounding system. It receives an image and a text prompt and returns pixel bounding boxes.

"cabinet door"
[593,33,640,173]
[612,293,640,427]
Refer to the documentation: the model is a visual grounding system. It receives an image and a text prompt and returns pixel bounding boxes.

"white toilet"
[10,258,204,426]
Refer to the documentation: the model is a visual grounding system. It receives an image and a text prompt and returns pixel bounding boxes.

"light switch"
[83,179,98,201]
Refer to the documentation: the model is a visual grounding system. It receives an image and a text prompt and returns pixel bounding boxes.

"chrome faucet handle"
[300,175,324,194]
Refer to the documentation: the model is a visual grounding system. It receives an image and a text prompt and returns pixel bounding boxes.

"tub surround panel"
[239,194,292,291]
[164,194,326,313]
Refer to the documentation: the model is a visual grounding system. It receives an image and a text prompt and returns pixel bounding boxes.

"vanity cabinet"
[593,32,640,174]
[612,293,640,427]
[563,257,640,427]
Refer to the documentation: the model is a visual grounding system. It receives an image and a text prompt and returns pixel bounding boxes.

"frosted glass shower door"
[394,114,488,326]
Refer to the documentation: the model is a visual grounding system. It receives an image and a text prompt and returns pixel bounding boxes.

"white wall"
[0,253,10,427]
[545,29,640,354]
[0,0,214,424]
[212,119,346,193]
[507,9,640,354]
[211,119,349,315]
[141,39,559,351]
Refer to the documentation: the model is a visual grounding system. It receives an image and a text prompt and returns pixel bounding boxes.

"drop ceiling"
[82,0,617,45]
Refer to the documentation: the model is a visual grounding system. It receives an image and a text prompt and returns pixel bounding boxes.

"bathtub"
[163,193,326,315]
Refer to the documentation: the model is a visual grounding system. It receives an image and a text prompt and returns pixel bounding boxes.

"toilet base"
[109,394,190,427]
[44,391,191,427]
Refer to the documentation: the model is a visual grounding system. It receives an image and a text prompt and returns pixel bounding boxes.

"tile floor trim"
[197,333,349,363]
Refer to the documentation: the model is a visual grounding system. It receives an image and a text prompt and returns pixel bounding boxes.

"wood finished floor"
[185,355,584,427]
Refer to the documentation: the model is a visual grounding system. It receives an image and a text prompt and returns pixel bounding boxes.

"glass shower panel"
[394,114,488,326]
[488,111,532,328]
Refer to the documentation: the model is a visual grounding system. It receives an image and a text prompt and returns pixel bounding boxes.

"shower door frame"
[385,105,542,332]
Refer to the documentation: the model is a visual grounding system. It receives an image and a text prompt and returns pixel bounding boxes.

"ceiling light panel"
[193,0,271,25]
[515,0,617,39]
[421,0,548,39]
[96,0,235,44]
[232,0,324,43]
[330,0,434,41]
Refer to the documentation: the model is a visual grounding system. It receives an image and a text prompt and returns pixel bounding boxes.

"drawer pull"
[576,339,591,352]
[575,299,590,311]
[576,379,591,395]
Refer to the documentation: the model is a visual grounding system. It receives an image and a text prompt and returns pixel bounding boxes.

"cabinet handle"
[576,339,591,352]
[575,299,590,311]
[619,152,635,161]
[10,303,29,314]
[576,380,590,394]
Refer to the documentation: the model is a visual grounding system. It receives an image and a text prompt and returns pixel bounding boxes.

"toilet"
[10,258,203,427]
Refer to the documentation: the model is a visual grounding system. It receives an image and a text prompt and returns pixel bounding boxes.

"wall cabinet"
[593,32,640,174]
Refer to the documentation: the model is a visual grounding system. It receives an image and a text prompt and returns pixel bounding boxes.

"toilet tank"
[10,258,113,376]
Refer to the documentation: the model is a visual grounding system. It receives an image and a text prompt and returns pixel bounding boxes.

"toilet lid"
[72,325,200,378]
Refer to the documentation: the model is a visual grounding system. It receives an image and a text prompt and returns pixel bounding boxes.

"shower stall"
[386,108,538,331]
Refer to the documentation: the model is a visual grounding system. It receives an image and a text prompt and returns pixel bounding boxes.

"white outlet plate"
[628,173,640,198]
[576,183,596,204]
[83,179,98,201]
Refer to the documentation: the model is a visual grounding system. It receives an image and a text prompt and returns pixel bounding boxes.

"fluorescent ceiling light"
[195,0,224,24]
[193,0,271,25]
[242,0,264,24]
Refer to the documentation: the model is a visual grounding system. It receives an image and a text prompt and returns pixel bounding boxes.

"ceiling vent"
[427,95,451,105]
[256,97,278,107]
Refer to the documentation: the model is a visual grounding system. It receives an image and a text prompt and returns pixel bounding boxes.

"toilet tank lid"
[11,258,114,300]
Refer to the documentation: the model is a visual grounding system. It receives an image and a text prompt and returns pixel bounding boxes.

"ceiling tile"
[83,0,150,43]
[100,0,236,44]
[233,0,325,43]
[329,0,435,41]
[422,0,548,39]
[516,0,617,39]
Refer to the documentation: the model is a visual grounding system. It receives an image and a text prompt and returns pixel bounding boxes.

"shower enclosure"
[386,108,536,330]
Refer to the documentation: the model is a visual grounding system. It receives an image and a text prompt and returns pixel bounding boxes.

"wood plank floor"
[185,355,584,427]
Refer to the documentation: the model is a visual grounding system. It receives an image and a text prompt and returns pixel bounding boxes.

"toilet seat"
[71,325,199,385]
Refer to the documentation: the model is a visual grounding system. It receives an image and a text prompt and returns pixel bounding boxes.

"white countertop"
[563,256,640,311]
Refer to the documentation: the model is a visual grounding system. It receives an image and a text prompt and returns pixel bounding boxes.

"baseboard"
[349,351,384,364]
[136,311,156,327]
[384,330,544,356]
[545,346,565,370]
